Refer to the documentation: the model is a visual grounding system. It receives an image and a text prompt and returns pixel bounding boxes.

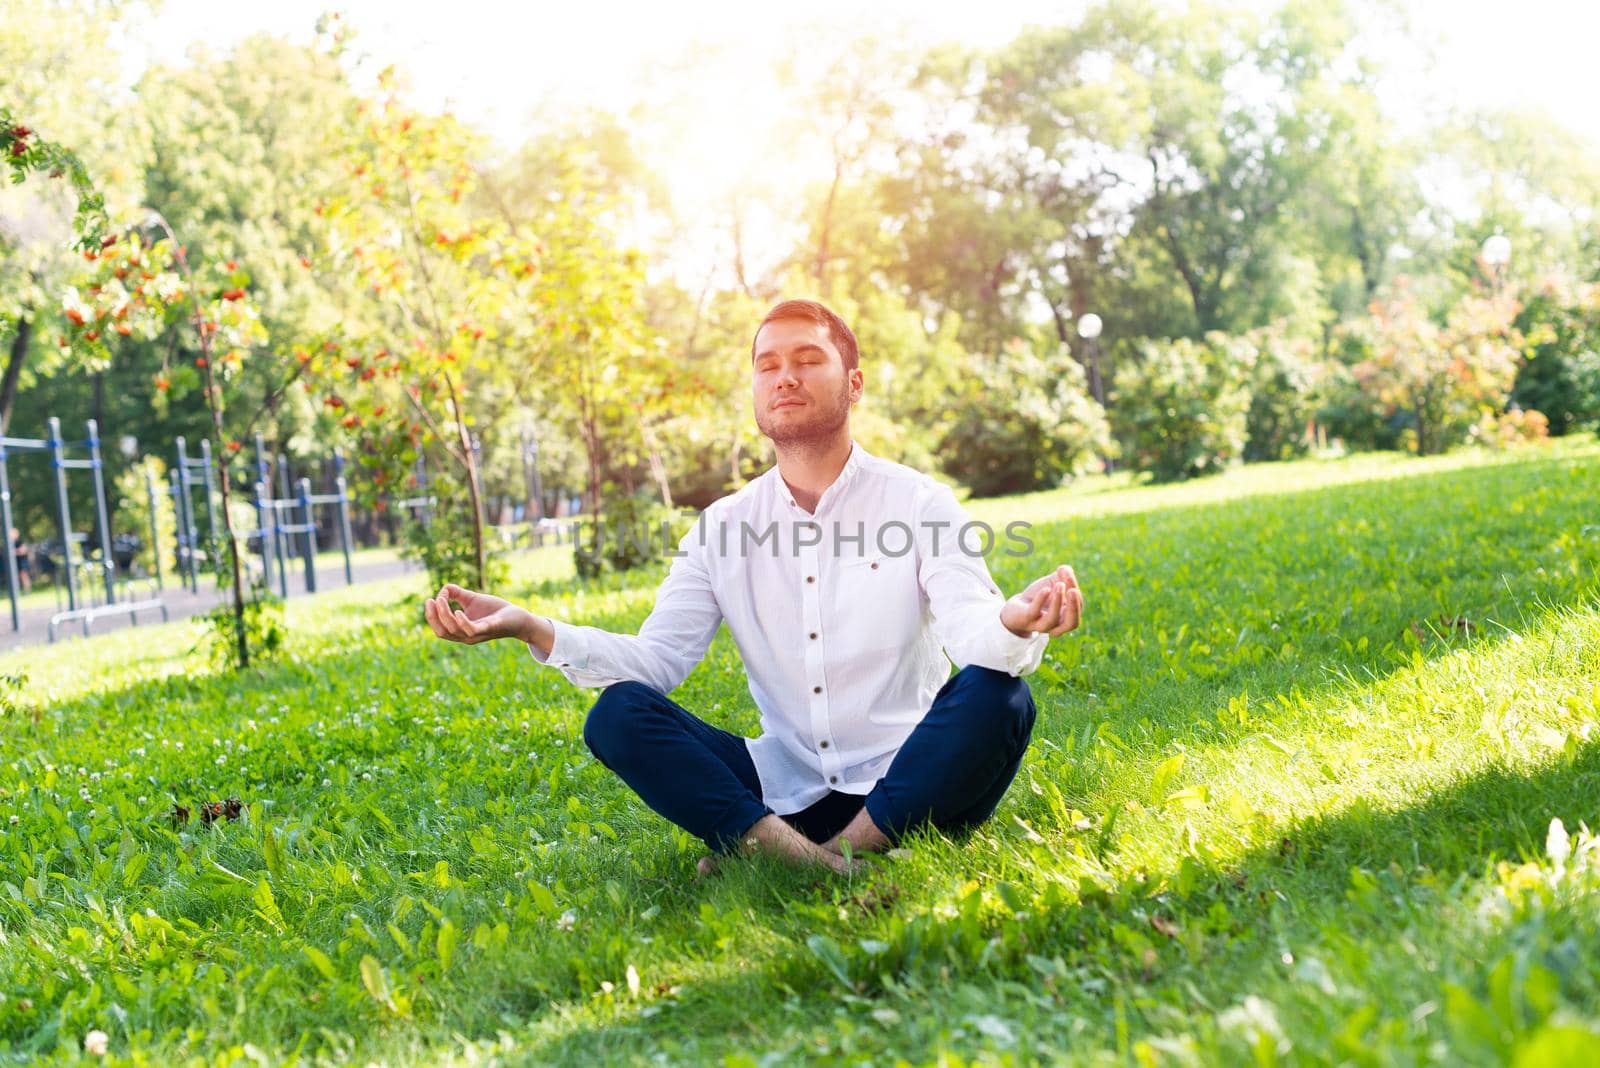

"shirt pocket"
[828,550,923,655]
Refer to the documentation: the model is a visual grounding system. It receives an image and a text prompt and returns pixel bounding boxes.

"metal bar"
[199,438,219,583]
[48,417,78,613]
[144,465,163,591]
[255,480,275,594]
[0,437,48,450]
[334,463,354,585]
[47,597,168,643]
[297,476,316,594]
[254,436,272,592]
[0,442,19,631]
[174,437,197,592]
[87,420,117,606]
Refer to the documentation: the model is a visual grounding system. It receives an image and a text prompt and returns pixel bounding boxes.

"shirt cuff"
[527,617,587,670]
[993,618,1049,676]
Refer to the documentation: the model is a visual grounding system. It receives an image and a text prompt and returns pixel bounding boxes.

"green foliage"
[195,540,285,671]
[1512,280,1600,435]
[1243,327,1325,462]
[938,338,1113,497]
[1,442,1599,1062]
[1115,332,1255,480]
[197,584,285,671]
[401,478,508,594]
[0,105,107,254]
[574,489,689,581]
[113,456,178,577]
[1352,285,1523,455]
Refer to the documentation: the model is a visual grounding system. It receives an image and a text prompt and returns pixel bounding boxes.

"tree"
[301,68,549,590]
[60,222,269,666]
[1,0,142,432]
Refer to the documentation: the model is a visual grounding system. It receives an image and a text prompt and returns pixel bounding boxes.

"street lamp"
[118,434,139,459]
[1077,312,1105,408]
[1481,233,1511,294]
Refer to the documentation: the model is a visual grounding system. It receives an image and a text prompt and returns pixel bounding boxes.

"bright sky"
[122,0,1600,280]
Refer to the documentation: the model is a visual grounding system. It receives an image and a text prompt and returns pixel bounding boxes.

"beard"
[755,383,852,451]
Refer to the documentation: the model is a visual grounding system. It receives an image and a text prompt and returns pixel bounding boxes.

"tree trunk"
[199,353,250,669]
[0,316,32,433]
[638,414,673,508]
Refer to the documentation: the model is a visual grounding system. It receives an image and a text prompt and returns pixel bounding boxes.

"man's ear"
[850,368,864,401]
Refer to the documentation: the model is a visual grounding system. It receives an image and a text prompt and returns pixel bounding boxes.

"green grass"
[2,439,1599,1065]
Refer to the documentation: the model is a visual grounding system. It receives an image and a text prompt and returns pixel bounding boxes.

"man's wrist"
[523,612,555,656]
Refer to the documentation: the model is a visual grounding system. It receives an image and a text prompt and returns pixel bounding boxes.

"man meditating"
[423,299,1084,875]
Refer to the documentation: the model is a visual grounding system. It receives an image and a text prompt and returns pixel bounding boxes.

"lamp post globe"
[1077,312,1103,340]
[1481,234,1511,267]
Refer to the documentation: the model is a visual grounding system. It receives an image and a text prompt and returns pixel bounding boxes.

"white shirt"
[528,440,1048,813]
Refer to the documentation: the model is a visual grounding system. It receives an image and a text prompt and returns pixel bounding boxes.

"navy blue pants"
[581,665,1038,855]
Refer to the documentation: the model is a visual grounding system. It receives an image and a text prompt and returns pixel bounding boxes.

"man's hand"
[423,583,537,646]
[999,564,1084,638]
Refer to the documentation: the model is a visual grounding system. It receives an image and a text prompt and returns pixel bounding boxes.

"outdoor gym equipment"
[170,435,219,594]
[250,435,355,598]
[0,416,166,638]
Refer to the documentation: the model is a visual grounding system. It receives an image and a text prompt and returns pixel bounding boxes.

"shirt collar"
[772,439,868,516]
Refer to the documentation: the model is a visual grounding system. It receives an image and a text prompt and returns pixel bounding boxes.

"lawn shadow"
[502,739,1600,1066]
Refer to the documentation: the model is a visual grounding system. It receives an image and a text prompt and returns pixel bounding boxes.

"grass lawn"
[2,439,1599,1065]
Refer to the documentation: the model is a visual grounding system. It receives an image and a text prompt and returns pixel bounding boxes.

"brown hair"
[751,299,859,372]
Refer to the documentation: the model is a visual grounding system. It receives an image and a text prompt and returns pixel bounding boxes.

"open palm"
[1000,564,1084,638]
[423,583,533,645]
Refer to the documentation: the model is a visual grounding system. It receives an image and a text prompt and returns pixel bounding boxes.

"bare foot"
[823,806,892,858]
[696,855,720,878]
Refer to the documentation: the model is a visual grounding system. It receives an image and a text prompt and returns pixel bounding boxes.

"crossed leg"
[581,665,1037,875]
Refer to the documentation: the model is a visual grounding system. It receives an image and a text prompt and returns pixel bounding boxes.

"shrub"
[937,338,1113,498]
[1511,280,1600,435]
[401,478,507,593]
[574,489,690,581]
[1115,333,1255,481]
[1244,326,1326,462]
[1469,407,1551,449]
[1352,283,1522,455]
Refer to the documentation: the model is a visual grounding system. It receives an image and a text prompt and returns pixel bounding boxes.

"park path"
[0,554,421,653]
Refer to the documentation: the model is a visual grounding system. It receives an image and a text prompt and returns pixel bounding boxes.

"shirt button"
[806,575,815,583]
[829,775,838,784]
[809,632,817,639]
[820,740,829,749]
[812,685,821,694]
[870,561,878,569]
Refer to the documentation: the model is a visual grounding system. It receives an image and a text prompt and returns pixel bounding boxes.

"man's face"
[751,318,862,448]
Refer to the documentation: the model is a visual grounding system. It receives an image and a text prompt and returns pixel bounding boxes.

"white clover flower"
[322,778,332,787]
[83,1029,109,1056]
[557,909,577,931]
